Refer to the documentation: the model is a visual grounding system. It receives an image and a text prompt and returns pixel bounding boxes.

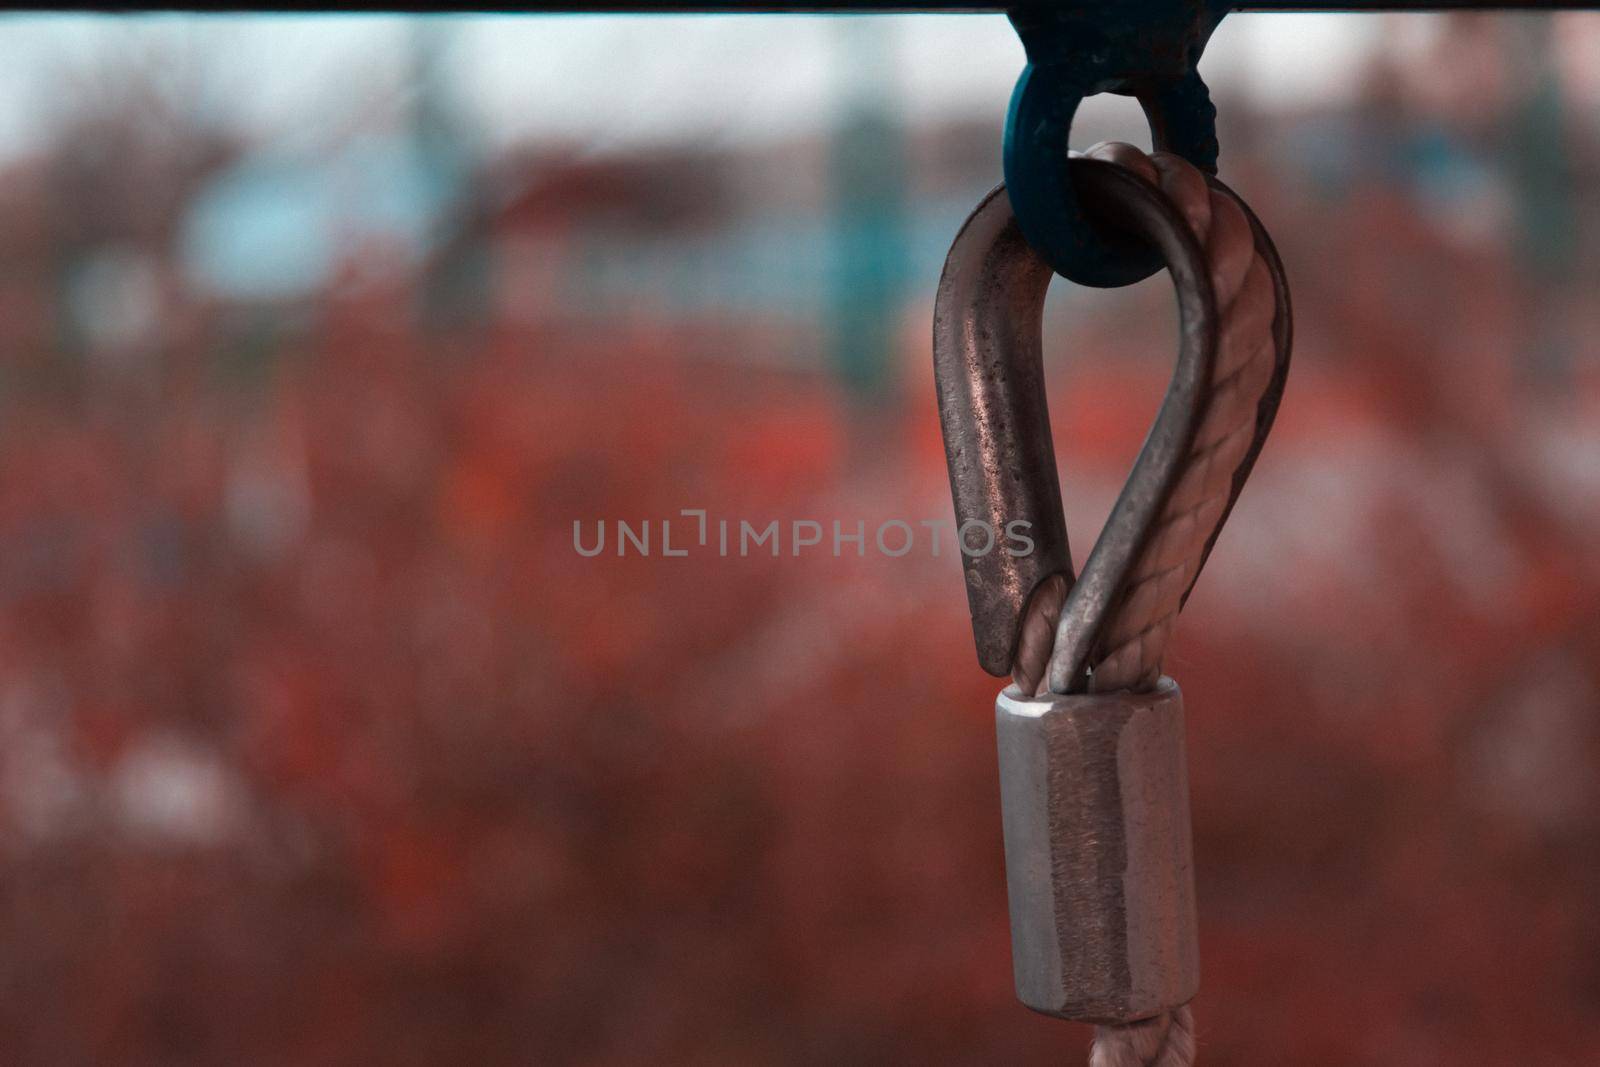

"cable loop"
[933,147,1291,693]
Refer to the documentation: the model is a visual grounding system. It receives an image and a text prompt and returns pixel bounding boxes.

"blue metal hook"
[1003,0,1229,287]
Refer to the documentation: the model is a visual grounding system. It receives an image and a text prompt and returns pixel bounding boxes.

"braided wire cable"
[1008,142,1288,1066]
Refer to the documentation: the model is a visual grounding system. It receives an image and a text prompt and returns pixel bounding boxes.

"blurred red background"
[0,11,1597,1066]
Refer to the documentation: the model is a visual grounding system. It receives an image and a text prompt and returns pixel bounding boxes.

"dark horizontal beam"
[483,2,1595,6]
[34,1,1600,11]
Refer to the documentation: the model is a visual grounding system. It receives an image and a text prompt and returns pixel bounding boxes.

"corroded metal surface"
[933,159,1293,691]
[932,184,1068,675]
[933,159,1218,682]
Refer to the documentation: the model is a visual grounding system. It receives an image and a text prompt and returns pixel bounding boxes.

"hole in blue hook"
[1072,95,1154,154]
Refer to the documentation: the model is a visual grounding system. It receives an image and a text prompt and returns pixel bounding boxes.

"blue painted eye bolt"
[1002,0,1228,288]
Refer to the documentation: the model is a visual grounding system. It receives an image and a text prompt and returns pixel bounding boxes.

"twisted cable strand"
[1090,1005,1197,1067]
[1007,142,1286,1067]
[1081,143,1272,698]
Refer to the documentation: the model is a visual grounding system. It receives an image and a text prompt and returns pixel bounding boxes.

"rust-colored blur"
[0,13,1596,1066]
